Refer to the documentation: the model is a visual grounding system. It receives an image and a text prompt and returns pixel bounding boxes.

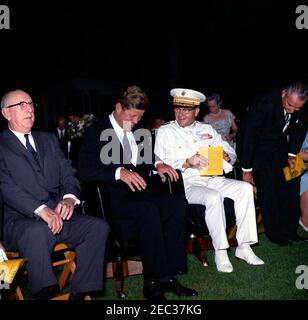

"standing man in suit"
[0,89,110,300]
[53,115,70,158]
[241,82,308,245]
[79,85,197,300]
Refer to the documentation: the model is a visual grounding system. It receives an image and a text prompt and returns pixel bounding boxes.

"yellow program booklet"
[283,153,306,182]
[0,258,24,284]
[198,146,224,176]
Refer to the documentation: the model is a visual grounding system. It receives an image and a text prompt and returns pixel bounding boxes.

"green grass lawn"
[10,228,308,301]
[99,230,308,300]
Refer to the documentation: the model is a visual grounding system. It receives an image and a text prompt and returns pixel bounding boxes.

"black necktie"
[122,131,132,164]
[24,134,39,163]
[60,130,64,142]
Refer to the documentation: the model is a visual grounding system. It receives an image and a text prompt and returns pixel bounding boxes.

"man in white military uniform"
[154,88,264,273]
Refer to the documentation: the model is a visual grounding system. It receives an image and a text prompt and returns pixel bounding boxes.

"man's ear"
[194,107,200,117]
[115,103,123,114]
[281,89,286,99]
[1,108,11,121]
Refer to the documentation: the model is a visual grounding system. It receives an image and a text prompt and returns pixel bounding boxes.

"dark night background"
[0,0,307,129]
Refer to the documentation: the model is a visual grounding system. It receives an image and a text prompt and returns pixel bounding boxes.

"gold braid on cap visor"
[173,96,200,107]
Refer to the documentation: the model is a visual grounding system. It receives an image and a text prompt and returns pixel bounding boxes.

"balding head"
[1,90,29,108]
[1,89,35,134]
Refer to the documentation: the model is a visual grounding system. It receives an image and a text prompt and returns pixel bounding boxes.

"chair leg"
[227,225,237,239]
[57,250,76,290]
[256,213,265,233]
[191,238,209,267]
[112,260,128,299]
[15,285,24,300]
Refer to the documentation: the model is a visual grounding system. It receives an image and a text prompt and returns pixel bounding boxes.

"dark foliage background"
[0,0,307,129]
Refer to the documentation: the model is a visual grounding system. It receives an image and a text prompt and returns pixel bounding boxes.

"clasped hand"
[187,153,208,168]
[40,198,75,234]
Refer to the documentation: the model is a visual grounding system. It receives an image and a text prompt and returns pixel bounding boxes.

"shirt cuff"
[115,167,124,180]
[154,160,164,168]
[63,194,81,206]
[34,204,47,216]
[242,168,253,172]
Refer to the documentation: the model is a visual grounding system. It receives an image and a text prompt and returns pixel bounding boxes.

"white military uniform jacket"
[154,120,236,181]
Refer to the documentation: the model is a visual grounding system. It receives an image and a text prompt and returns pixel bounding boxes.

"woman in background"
[203,93,238,148]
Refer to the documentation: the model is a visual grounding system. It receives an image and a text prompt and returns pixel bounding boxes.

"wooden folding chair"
[5,242,87,300]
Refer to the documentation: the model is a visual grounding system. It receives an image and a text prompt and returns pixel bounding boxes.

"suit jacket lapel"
[2,129,34,164]
[31,132,45,169]
[3,129,45,171]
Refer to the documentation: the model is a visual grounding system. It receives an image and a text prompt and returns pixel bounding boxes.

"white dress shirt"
[109,112,138,180]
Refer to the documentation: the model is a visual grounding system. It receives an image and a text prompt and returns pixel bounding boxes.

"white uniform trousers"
[184,176,258,250]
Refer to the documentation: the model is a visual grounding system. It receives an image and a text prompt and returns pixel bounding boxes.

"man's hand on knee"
[55,198,75,220]
[40,208,64,234]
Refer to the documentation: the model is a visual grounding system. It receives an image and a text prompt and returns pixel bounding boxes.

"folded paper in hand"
[0,258,24,284]
[283,154,306,182]
[198,146,223,176]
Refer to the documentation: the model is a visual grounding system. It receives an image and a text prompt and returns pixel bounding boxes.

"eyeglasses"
[4,101,37,111]
[174,107,196,113]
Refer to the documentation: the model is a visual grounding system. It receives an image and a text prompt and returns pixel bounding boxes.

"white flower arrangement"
[68,114,95,139]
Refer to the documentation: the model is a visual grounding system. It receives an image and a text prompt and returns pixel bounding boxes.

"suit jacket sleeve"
[50,134,80,198]
[79,121,124,184]
[240,95,269,169]
[0,149,43,218]
[288,106,308,154]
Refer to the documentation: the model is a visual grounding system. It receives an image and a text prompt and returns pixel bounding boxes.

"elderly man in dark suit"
[79,85,198,301]
[0,89,110,300]
[241,82,308,246]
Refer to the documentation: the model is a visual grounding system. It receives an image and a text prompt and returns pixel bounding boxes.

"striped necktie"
[283,112,291,132]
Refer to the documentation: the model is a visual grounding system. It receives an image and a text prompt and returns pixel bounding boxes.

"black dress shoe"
[143,282,167,301]
[33,284,60,300]
[268,236,291,246]
[288,234,308,242]
[161,278,198,297]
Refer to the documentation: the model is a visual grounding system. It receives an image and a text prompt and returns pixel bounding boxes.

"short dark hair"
[117,85,149,110]
[284,82,308,100]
